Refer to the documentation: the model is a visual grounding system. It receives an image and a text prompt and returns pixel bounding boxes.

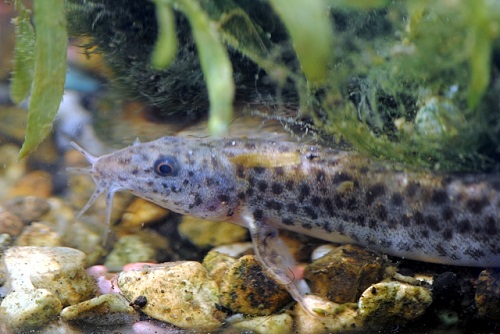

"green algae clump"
[10,0,500,172]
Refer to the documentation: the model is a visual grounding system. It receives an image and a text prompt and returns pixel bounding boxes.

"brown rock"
[0,207,24,236]
[219,255,291,315]
[8,171,53,198]
[304,244,387,303]
[120,198,170,231]
[203,250,238,285]
[178,216,248,248]
[475,269,500,321]
[280,231,319,263]
[15,222,62,247]
[3,196,51,224]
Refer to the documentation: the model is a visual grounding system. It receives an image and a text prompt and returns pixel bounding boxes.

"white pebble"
[310,244,337,261]
[3,246,97,305]
[0,288,62,331]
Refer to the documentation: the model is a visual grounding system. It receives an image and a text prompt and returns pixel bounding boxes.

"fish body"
[72,136,500,311]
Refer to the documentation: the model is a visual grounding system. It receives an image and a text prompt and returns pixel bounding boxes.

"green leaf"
[18,0,68,160]
[466,0,492,109]
[205,1,294,87]
[164,0,234,136]
[269,0,334,86]
[151,0,178,70]
[10,1,35,104]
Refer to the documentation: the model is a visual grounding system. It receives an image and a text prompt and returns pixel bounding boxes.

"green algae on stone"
[218,254,291,316]
[0,288,62,332]
[117,262,225,330]
[358,281,432,328]
[475,269,500,321]
[12,0,500,172]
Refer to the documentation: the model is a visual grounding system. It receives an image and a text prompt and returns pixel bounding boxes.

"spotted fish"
[71,136,500,313]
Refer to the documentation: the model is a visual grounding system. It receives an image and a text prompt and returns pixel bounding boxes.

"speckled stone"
[304,244,387,303]
[120,197,170,231]
[218,254,292,316]
[0,288,62,332]
[104,231,169,271]
[358,281,432,328]
[203,249,238,285]
[15,222,63,247]
[475,269,500,321]
[42,198,77,229]
[293,295,363,333]
[30,268,97,307]
[3,196,51,224]
[0,207,24,236]
[227,312,294,333]
[60,293,139,325]
[117,261,225,330]
[3,246,97,306]
[62,221,104,267]
[105,234,157,270]
[178,216,248,248]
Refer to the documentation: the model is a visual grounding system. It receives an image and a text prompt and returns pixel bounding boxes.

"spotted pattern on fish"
[71,136,500,311]
[72,137,500,266]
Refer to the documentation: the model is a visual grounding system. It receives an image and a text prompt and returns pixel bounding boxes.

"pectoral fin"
[244,212,323,315]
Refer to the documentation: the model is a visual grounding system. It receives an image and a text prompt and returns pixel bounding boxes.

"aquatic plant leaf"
[466,1,492,109]
[202,1,292,85]
[18,0,67,160]
[151,1,178,70]
[467,33,491,109]
[269,0,333,86]
[10,1,35,104]
[164,0,234,136]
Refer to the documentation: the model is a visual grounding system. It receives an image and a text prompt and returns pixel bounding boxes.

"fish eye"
[154,156,179,176]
